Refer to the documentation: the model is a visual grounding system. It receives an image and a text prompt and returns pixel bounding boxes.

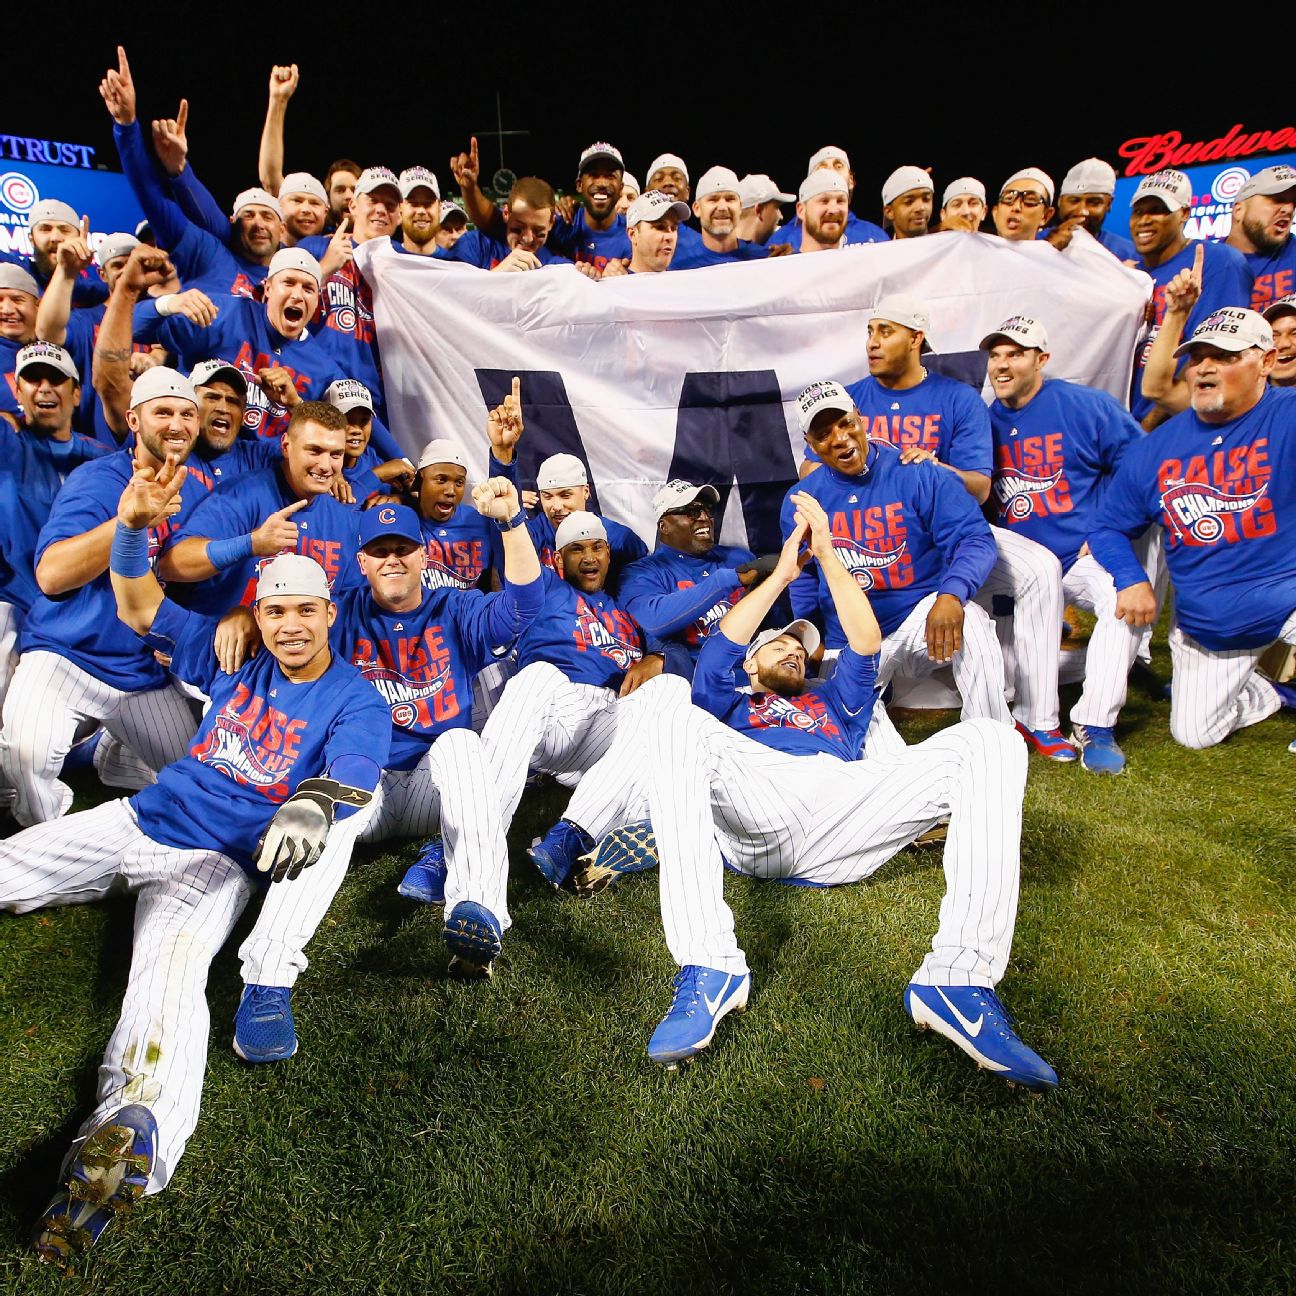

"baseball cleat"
[1288,737,1296,755]
[1069,723,1126,775]
[527,819,594,889]
[1270,679,1296,711]
[572,820,659,897]
[905,983,1057,1091]
[233,984,298,1063]
[443,900,502,978]
[1015,722,1079,762]
[647,965,751,1065]
[35,1104,157,1269]
[397,838,447,905]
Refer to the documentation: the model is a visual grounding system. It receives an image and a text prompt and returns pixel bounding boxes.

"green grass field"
[1,655,1294,1295]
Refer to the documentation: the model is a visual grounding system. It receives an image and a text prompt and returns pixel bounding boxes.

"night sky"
[19,29,1288,220]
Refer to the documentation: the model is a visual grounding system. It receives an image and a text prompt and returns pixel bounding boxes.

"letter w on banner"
[357,233,1150,551]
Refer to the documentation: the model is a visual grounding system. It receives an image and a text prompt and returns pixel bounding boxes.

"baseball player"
[991,168,1055,243]
[766,146,890,248]
[984,316,1148,772]
[785,380,1010,725]
[542,493,1053,1087]
[1089,308,1296,750]
[1267,296,1296,388]
[0,344,111,711]
[1224,165,1296,314]
[411,438,503,592]
[0,198,107,305]
[232,492,544,1045]
[18,470,386,1264]
[881,166,934,240]
[1053,159,1137,261]
[0,368,210,826]
[545,142,633,272]
[323,378,415,499]
[158,400,362,615]
[937,178,987,233]
[0,263,41,427]
[671,167,779,269]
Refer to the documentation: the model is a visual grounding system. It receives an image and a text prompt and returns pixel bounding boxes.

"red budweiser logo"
[1119,125,1296,176]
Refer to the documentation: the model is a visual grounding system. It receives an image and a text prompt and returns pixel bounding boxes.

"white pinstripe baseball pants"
[236,729,511,988]
[481,662,621,825]
[565,676,1025,984]
[0,602,21,711]
[878,594,1012,725]
[1168,611,1296,750]
[0,651,199,826]
[0,798,254,1194]
[976,528,1065,731]
[1062,556,1145,728]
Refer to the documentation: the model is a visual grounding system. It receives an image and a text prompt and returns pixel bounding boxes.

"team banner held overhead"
[357,231,1150,552]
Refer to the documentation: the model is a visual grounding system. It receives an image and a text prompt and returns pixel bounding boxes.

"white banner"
[357,231,1150,551]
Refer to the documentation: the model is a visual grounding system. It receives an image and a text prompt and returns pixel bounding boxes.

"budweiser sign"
[1119,125,1296,176]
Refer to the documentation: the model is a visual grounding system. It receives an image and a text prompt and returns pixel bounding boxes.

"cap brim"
[1172,334,1262,359]
[196,366,248,392]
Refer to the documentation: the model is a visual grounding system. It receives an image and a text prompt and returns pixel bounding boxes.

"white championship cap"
[578,142,625,173]
[942,176,986,207]
[96,232,139,267]
[1236,164,1296,202]
[416,438,469,472]
[871,292,931,334]
[651,479,720,521]
[355,166,400,196]
[795,379,853,434]
[28,199,79,229]
[1131,170,1192,212]
[325,378,373,414]
[190,359,248,393]
[882,165,933,207]
[130,365,197,410]
[1060,158,1117,197]
[268,247,322,285]
[15,342,78,382]
[1172,308,1274,359]
[399,166,440,200]
[439,199,468,225]
[799,170,849,203]
[808,145,850,173]
[626,191,690,228]
[1263,293,1296,322]
[744,619,821,664]
[646,153,689,182]
[0,264,39,296]
[694,166,743,200]
[280,172,328,204]
[979,315,1050,351]
[740,174,795,207]
[231,187,282,220]
[1001,167,1055,204]
[537,453,588,491]
[620,173,641,199]
[554,511,607,549]
[255,553,331,603]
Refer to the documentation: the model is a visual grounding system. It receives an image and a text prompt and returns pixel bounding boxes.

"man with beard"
[534,493,1054,1089]
[1225,165,1296,314]
[881,166,934,240]
[938,177,987,233]
[0,200,106,306]
[1051,159,1136,260]
[671,167,785,269]
[790,171,854,253]
[0,367,209,825]
[547,143,633,272]
[396,168,442,256]
[767,146,889,248]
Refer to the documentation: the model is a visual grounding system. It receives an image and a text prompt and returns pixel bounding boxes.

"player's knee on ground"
[1169,705,1224,751]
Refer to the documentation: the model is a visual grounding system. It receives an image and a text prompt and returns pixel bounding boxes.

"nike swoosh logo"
[704,975,734,1016]
[935,986,983,1037]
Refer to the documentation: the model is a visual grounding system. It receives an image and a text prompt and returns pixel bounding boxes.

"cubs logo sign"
[994,466,1064,520]
[1160,479,1269,543]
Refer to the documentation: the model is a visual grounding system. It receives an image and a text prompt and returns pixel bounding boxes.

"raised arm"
[718,515,809,647]
[109,456,188,634]
[258,64,299,195]
[1141,243,1201,417]
[449,137,505,236]
[796,492,881,656]
[35,216,92,346]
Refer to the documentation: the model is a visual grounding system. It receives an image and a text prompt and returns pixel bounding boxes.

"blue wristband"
[206,533,255,570]
[109,521,152,578]
[495,509,527,533]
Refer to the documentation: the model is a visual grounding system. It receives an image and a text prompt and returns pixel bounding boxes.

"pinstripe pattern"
[1063,556,1144,728]
[878,594,1012,724]
[0,602,21,712]
[0,652,198,826]
[94,734,162,792]
[471,656,517,733]
[0,798,254,1193]
[481,662,621,825]
[1168,611,1296,750]
[976,527,1065,731]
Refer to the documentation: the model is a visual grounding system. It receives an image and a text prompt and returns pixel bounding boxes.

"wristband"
[154,294,179,317]
[206,533,255,570]
[495,508,527,533]
[110,520,152,577]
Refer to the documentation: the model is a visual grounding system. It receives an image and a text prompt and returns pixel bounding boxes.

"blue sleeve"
[545,214,579,259]
[691,633,745,719]
[170,163,231,242]
[1093,393,1142,472]
[620,563,742,637]
[489,454,519,487]
[779,489,821,620]
[321,689,391,797]
[35,466,112,560]
[141,597,220,693]
[1087,441,1159,591]
[367,413,405,462]
[819,646,880,715]
[325,754,382,819]
[167,481,256,546]
[346,468,383,500]
[113,121,194,254]
[1203,245,1255,314]
[483,572,545,647]
[658,641,697,681]
[918,467,997,602]
[945,385,994,475]
[131,297,204,352]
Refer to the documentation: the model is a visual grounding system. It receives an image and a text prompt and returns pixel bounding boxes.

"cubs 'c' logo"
[994,466,1064,520]
[356,658,454,727]
[1159,479,1269,543]
[832,536,907,590]
[377,507,398,525]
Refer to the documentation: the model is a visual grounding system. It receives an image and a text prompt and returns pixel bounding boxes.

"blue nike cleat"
[1270,679,1296,711]
[527,819,593,889]
[233,984,298,1063]
[647,965,751,1065]
[1014,722,1079,762]
[1069,723,1126,774]
[35,1104,157,1269]
[398,838,447,905]
[572,821,659,897]
[443,900,502,978]
[905,983,1057,1091]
